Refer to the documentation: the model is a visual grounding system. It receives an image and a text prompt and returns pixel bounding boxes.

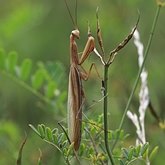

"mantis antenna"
[75,0,78,27]
[64,0,78,29]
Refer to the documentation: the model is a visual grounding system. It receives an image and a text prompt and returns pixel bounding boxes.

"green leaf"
[115,129,120,139]
[66,142,74,156]
[29,124,41,137]
[46,127,53,141]
[119,160,125,165]
[140,143,149,156]
[45,81,56,98]
[52,128,58,134]
[108,131,112,140]
[89,147,94,155]
[79,143,85,156]
[7,51,18,73]
[97,114,103,123]
[38,124,45,139]
[20,59,32,80]
[32,69,45,90]
[122,148,129,159]
[128,148,134,161]
[57,133,64,144]
[119,130,124,139]
[61,140,67,148]
[52,134,57,144]
[134,145,141,157]
[149,146,159,162]
[0,48,5,69]
[63,147,68,157]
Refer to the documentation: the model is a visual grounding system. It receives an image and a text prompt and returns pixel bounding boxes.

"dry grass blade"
[16,135,27,165]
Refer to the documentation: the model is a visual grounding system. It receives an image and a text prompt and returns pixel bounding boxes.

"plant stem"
[103,64,115,165]
[1,70,51,104]
[112,5,161,150]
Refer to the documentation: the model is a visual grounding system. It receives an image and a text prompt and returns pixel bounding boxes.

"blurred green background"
[0,0,164,164]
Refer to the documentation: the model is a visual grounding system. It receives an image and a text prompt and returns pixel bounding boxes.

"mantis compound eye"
[71,29,80,39]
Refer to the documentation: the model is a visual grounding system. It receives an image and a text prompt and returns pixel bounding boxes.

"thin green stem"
[112,5,161,150]
[1,70,51,104]
[103,64,115,165]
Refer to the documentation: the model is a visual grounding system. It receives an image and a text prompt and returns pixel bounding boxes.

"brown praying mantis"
[64,0,139,151]
[65,0,98,151]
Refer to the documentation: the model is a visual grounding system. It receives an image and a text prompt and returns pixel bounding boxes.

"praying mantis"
[65,0,139,151]
[65,0,97,151]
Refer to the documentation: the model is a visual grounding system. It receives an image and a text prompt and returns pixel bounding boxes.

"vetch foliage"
[0,48,67,109]
[29,116,130,165]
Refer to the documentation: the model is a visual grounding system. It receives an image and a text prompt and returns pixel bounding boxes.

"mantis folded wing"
[67,27,95,150]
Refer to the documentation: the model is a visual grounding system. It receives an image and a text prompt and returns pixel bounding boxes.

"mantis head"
[71,29,80,39]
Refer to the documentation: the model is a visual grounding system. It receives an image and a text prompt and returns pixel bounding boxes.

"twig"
[103,64,115,165]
